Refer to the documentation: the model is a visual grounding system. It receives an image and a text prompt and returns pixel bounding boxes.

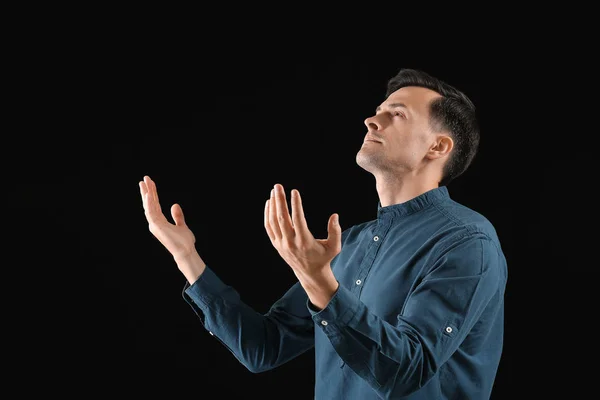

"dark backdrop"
[19,54,543,398]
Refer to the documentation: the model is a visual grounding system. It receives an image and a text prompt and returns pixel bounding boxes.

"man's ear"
[428,135,454,160]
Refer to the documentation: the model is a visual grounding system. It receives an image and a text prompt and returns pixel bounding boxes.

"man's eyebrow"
[375,102,409,112]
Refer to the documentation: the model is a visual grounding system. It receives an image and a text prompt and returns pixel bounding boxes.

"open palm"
[139,175,196,260]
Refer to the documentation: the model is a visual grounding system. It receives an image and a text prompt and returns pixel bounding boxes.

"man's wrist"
[174,250,206,285]
[297,268,339,310]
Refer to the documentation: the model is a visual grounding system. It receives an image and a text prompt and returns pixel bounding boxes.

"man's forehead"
[384,86,441,105]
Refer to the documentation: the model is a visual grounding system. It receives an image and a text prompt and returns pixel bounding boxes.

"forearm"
[310,252,502,398]
[312,285,433,398]
[174,250,206,285]
[183,270,315,373]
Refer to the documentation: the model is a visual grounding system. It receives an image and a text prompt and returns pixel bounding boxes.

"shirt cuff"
[306,284,360,333]
[181,266,227,308]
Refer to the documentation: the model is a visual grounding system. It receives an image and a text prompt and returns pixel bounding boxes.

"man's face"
[356,86,443,176]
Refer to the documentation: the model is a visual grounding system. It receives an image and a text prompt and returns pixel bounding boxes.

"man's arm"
[263,184,506,397]
[182,266,315,373]
[139,176,315,373]
[309,234,507,398]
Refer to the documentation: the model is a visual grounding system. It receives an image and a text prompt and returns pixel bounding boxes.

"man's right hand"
[139,175,206,282]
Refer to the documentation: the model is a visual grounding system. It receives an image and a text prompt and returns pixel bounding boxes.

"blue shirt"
[182,186,507,399]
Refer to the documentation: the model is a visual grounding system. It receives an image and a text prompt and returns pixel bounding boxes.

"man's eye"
[393,111,405,118]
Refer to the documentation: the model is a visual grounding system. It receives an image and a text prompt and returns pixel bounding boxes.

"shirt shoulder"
[427,199,508,279]
[435,198,501,243]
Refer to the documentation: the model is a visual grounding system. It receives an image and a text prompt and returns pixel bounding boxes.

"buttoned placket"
[350,216,393,298]
[338,216,393,368]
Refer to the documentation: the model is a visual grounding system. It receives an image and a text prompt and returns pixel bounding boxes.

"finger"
[291,189,312,239]
[142,176,154,208]
[269,188,282,239]
[264,199,275,241]
[146,176,164,217]
[326,213,342,253]
[139,180,148,207]
[171,203,186,226]
[139,181,153,218]
[145,176,160,206]
[139,180,152,215]
[142,176,166,224]
[139,179,148,196]
[274,184,294,238]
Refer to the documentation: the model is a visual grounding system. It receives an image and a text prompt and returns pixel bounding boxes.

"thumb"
[171,203,186,226]
[326,213,342,252]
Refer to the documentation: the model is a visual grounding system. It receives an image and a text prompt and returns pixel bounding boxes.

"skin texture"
[357,86,453,207]
[139,85,454,310]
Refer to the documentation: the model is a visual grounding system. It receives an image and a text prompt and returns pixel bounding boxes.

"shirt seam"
[432,203,502,256]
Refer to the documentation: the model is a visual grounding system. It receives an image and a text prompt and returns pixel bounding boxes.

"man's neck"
[375,174,439,207]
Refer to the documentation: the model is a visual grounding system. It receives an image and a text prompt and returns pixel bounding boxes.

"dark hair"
[386,68,480,186]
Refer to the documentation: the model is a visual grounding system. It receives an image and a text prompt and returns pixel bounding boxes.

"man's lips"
[364,135,382,143]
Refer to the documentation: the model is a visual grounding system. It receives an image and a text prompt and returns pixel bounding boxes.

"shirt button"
[445,326,452,333]
[355,279,362,285]
[373,236,379,241]
[321,320,328,326]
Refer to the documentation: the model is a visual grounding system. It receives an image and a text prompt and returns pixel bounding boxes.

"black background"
[17,51,547,398]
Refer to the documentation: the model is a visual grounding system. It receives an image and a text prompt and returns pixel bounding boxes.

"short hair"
[386,68,480,186]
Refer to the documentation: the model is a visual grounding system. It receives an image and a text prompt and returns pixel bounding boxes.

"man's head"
[356,68,479,187]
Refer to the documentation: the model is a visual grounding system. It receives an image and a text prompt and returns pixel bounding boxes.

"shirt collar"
[377,186,450,219]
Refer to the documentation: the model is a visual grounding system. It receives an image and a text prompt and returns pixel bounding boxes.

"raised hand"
[264,184,342,283]
[139,175,197,262]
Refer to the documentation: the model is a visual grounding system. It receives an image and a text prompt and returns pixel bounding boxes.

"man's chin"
[356,152,380,173]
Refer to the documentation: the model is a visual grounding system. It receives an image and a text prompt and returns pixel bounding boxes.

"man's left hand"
[264,184,341,308]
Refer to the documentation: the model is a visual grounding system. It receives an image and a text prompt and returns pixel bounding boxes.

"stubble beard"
[356,146,386,174]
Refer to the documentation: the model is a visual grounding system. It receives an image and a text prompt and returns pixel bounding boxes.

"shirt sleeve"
[307,233,506,398]
[182,266,315,373]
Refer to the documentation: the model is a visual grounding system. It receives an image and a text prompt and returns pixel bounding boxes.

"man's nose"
[364,115,382,131]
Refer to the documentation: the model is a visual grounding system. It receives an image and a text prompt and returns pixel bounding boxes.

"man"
[139,68,507,399]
